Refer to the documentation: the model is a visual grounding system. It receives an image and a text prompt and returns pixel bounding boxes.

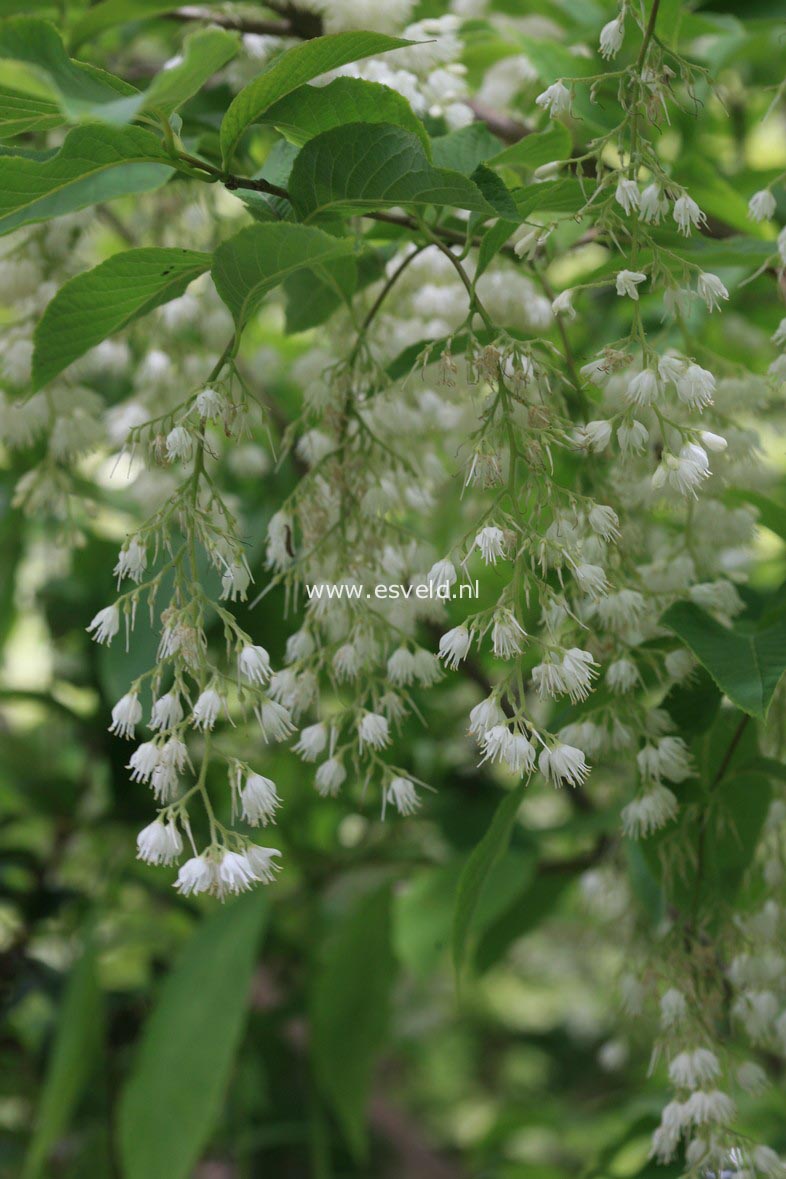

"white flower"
[772,317,786,347]
[673,194,706,236]
[599,14,624,59]
[238,644,271,685]
[665,649,695,680]
[165,425,193,462]
[491,611,526,658]
[255,700,295,741]
[660,988,687,1029]
[616,269,647,299]
[413,648,441,686]
[748,189,776,222]
[468,696,505,736]
[652,443,710,497]
[573,562,608,596]
[682,1089,736,1126]
[551,289,576,319]
[293,722,327,761]
[676,363,715,408]
[531,659,567,700]
[114,539,147,585]
[333,644,360,681]
[505,732,537,775]
[535,80,570,117]
[580,357,614,387]
[475,525,506,564]
[699,430,727,453]
[127,741,160,783]
[753,1146,786,1177]
[220,560,251,602]
[240,772,281,825]
[576,419,612,451]
[195,386,224,419]
[427,559,457,590]
[512,226,546,260]
[217,850,258,895]
[697,272,728,312]
[192,689,224,730]
[136,820,182,865]
[640,183,669,224]
[358,711,390,752]
[539,743,590,787]
[626,369,660,407]
[109,692,142,739]
[315,757,346,798]
[617,419,649,453]
[174,855,215,896]
[779,226,786,266]
[621,784,678,837]
[387,646,416,686]
[650,1101,688,1162]
[87,604,120,646]
[615,179,640,215]
[438,625,472,670]
[561,648,598,703]
[658,354,685,385]
[588,505,620,540]
[637,736,692,783]
[606,658,638,693]
[386,776,420,816]
[149,691,183,732]
[245,844,281,884]
[669,1049,721,1090]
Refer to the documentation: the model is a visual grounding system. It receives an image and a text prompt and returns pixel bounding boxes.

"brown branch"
[167,6,295,36]
[468,99,532,145]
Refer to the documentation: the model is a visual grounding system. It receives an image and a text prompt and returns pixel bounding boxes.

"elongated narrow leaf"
[0,123,173,235]
[0,84,63,138]
[23,941,104,1179]
[33,248,212,388]
[0,17,136,119]
[452,779,527,983]
[290,122,495,222]
[311,886,395,1160]
[263,75,429,151]
[489,124,571,170]
[212,222,356,329]
[661,599,786,719]
[220,31,412,165]
[118,893,268,1179]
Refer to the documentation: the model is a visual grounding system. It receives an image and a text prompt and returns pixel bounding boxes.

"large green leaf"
[33,247,212,389]
[220,31,413,166]
[22,940,104,1179]
[430,122,502,175]
[0,84,63,138]
[0,123,173,235]
[289,122,495,222]
[661,600,786,719]
[211,222,356,329]
[263,75,429,151]
[452,779,527,983]
[118,892,268,1179]
[284,248,386,334]
[311,885,395,1160]
[123,27,239,120]
[489,123,571,170]
[0,17,136,120]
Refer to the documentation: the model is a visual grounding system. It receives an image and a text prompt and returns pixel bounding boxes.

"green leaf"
[23,940,104,1179]
[676,156,771,238]
[128,27,239,118]
[430,122,502,175]
[475,218,514,279]
[0,123,173,235]
[470,163,519,220]
[284,248,386,334]
[263,75,429,151]
[289,122,494,222]
[0,84,63,138]
[452,780,527,983]
[69,0,198,50]
[661,600,786,719]
[0,17,136,120]
[662,666,721,737]
[311,885,395,1160]
[118,893,268,1179]
[515,177,588,217]
[33,247,212,388]
[212,222,356,330]
[220,31,413,166]
[489,123,571,170]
